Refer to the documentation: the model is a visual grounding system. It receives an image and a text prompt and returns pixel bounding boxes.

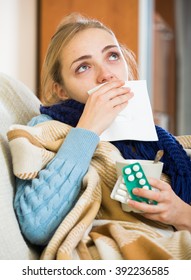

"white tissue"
[87,80,158,142]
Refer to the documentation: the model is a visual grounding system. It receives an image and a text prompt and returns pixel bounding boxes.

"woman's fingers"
[110,89,134,108]
[127,198,160,214]
[89,84,134,116]
[91,85,133,104]
[78,80,134,135]
[89,80,125,95]
[132,187,161,203]
[127,179,173,215]
[129,178,171,206]
[148,177,171,191]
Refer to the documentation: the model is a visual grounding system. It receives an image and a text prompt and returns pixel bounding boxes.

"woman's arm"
[127,177,191,232]
[14,115,99,245]
[14,81,133,245]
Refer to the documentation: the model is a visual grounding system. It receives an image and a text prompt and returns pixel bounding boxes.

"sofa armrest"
[0,72,41,259]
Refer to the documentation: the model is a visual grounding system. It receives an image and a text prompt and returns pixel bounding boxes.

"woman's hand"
[127,177,191,232]
[77,80,133,135]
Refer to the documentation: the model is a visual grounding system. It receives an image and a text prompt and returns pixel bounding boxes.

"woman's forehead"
[61,28,119,61]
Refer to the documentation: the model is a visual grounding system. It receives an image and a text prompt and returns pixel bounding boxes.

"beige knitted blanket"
[7,121,191,260]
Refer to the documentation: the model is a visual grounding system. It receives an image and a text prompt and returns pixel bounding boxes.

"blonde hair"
[41,13,139,105]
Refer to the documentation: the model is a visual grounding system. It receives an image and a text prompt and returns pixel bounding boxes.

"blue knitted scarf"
[40,99,191,204]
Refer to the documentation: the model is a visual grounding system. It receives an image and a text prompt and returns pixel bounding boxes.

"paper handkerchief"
[88,80,158,142]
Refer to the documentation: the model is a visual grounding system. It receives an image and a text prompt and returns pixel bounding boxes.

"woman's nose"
[97,67,116,84]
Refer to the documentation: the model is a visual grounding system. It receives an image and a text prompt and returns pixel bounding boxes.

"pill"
[117,189,127,196]
[136,172,142,178]
[114,194,126,203]
[128,175,135,181]
[124,167,131,175]
[139,179,146,185]
[119,183,127,190]
[133,164,140,171]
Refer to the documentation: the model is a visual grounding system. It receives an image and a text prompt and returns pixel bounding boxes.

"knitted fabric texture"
[40,100,191,204]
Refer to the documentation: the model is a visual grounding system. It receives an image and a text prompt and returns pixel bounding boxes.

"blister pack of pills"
[110,176,131,204]
[110,162,157,212]
[123,162,157,204]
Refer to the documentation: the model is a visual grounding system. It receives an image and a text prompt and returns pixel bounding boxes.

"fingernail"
[132,188,138,193]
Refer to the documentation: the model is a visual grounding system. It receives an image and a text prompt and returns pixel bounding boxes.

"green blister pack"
[122,162,157,204]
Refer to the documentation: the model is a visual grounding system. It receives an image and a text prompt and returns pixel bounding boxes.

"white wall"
[175,0,191,135]
[0,0,37,93]
[138,0,154,99]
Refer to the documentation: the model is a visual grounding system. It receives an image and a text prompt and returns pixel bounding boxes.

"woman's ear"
[53,82,69,100]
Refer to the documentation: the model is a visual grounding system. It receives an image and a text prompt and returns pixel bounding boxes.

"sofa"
[0,72,41,259]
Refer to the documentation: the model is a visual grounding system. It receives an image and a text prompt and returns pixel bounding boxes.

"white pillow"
[0,72,41,259]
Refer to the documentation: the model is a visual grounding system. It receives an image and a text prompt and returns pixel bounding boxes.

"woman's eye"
[109,52,120,61]
[76,64,89,73]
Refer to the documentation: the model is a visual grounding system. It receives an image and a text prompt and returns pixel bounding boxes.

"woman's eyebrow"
[70,55,92,68]
[102,44,118,53]
[70,45,118,68]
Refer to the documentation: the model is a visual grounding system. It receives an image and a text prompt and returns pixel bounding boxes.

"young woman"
[14,13,191,248]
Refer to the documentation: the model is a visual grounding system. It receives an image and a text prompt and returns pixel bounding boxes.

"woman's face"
[59,28,129,103]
